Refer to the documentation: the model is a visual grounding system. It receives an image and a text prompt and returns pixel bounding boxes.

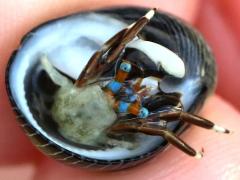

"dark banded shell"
[5,7,216,170]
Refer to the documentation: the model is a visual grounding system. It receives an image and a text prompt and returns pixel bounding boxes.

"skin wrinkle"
[1,0,240,180]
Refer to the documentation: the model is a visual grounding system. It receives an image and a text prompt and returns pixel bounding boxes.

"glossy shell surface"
[5,7,216,170]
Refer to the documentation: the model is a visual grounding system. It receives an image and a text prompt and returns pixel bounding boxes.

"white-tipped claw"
[127,8,156,29]
[145,8,156,20]
[194,151,204,159]
[213,125,230,134]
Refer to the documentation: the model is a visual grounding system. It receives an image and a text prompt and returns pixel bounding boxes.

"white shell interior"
[8,12,191,160]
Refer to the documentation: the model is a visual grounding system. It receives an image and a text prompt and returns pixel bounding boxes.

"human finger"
[196,0,240,110]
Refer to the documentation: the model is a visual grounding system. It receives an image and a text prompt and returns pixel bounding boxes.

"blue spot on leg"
[118,101,129,113]
[138,107,149,118]
[107,81,122,94]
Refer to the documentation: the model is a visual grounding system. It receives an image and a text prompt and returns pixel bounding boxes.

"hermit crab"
[6,7,230,170]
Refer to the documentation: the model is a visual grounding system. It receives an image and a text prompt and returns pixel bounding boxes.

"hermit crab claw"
[75,8,157,87]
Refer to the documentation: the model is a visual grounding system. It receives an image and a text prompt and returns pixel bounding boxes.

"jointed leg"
[158,111,230,134]
[106,9,156,63]
[110,122,203,158]
[139,126,203,158]
[109,93,229,158]
[75,28,128,87]
[143,93,229,134]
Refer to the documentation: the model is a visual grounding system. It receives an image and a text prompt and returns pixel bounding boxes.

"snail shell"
[5,7,216,170]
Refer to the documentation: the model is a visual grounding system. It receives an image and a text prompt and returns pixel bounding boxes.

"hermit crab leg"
[75,8,156,87]
[110,122,203,158]
[104,61,132,96]
[158,111,230,134]
[75,28,128,87]
[106,8,156,63]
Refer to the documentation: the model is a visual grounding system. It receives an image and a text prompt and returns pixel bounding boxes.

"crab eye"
[120,62,132,72]
[139,107,149,118]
